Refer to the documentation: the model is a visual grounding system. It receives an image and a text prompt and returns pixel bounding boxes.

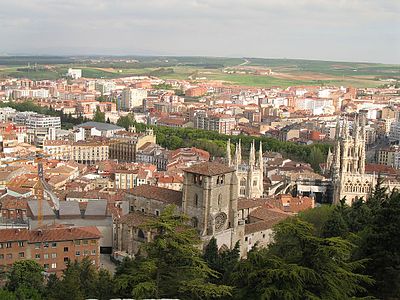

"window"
[44,254,49,259]
[44,264,49,270]
[194,194,199,207]
[35,254,40,259]
[51,253,57,259]
[91,250,96,255]
[155,210,160,217]
[0,243,3,249]
[141,208,145,213]
[64,257,69,263]
[218,194,222,207]
[7,254,12,259]
[244,237,248,242]
[0,254,4,259]
[263,234,266,239]
[64,247,69,252]
[35,243,40,249]
[83,240,88,245]
[51,263,57,269]
[90,240,96,245]
[44,242,49,248]
[75,251,80,256]
[19,252,24,258]
[75,240,80,246]
[18,241,24,247]
[51,242,57,248]
[6,242,12,248]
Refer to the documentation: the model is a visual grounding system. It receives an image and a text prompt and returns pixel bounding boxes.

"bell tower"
[182,162,238,238]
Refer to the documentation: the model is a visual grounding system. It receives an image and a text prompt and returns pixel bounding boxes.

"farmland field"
[0,56,398,88]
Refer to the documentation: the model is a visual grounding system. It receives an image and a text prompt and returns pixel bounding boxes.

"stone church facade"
[226,139,264,198]
[326,113,400,206]
[114,160,282,258]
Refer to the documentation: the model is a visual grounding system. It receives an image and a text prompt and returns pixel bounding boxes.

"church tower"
[331,113,374,205]
[182,162,238,240]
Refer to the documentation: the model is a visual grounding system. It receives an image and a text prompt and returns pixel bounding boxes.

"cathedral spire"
[343,115,350,139]
[249,140,255,167]
[258,142,263,170]
[237,139,242,165]
[258,142,264,197]
[360,113,366,174]
[226,139,231,166]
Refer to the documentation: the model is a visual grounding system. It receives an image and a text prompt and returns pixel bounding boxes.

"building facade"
[0,225,101,276]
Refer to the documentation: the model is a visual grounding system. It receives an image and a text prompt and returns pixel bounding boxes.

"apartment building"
[43,140,109,164]
[377,146,400,169]
[14,112,61,129]
[0,225,101,276]
[121,88,147,110]
[194,112,236,135]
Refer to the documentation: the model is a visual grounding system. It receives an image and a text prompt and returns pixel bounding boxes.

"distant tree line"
[116,115,330,171]
[1,181,399,299]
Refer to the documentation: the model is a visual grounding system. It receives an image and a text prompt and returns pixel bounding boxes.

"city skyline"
[0,0,399,64]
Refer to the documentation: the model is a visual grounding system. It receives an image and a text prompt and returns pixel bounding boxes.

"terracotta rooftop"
[128,185,182,206]
[183,162,235,176]
[0,225,101,243]
[118,211,155,227]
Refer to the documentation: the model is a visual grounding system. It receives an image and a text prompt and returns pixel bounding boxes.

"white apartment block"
[67,68,82,79]
[14,112,61,129]
[121,88,147,110]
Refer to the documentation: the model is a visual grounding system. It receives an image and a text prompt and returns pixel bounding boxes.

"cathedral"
[326,113,375,205]
[226,139,264,198]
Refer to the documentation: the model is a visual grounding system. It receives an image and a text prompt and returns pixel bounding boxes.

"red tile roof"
[0,225,101,243]
[183,162,235,176]
[128,185,182,206]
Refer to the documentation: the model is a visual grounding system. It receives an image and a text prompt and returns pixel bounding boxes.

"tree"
[96,269,115,300]
[0,289,16,300]
[233,218,373,299]
[309,146,324,171]
[116,114,135,130]
[6,260,44,296]
[321,208,349,238]
[114,205,233,299]
[93,106,106,123]
[359,191,400,298]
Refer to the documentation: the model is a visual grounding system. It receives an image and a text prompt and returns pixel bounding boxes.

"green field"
[0,55,398,88]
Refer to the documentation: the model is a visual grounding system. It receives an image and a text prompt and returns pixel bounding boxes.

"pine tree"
[114,205,233,299]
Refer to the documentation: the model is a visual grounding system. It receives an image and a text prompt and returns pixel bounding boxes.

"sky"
[0,0,399,64]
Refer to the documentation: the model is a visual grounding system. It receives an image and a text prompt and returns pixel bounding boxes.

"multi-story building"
[0,225,101,275]
[194,112,236,135]
[43,140,109,164]
[67,68,82,79]
[121,88,147,110]
[14,112,61,129]
[376,145,400,169]
[114,164,156,189]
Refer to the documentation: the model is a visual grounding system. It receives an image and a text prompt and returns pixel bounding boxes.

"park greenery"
[116,115,330,171]
[1,181,400,299]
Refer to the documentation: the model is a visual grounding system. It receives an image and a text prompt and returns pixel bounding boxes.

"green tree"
[233,218,373,299]
[6,260,44,296]
[96,269,115,300]
[116,114,136,130]
[321,208,349,238]
[309,146,324,171]
[114,205,233,299]
[0,289,16,300]
[93,106,106,123]
[360,191,400,298]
